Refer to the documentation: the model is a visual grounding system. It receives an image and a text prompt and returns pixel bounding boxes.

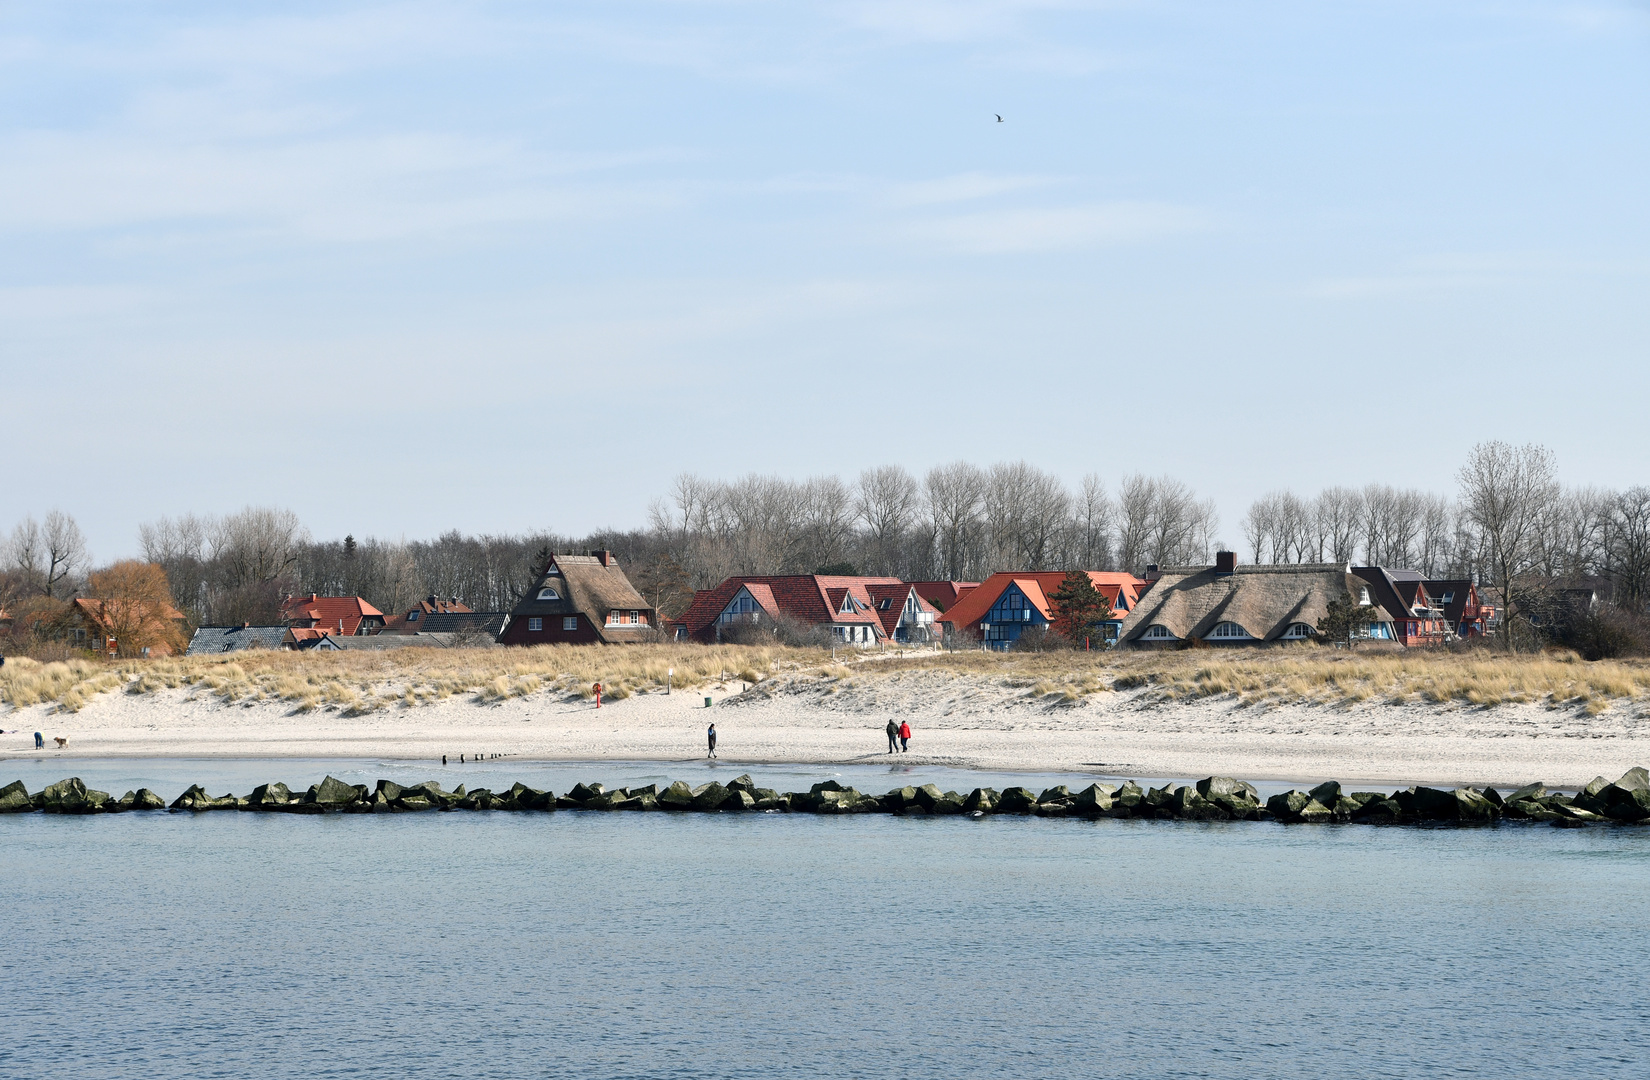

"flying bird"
[995,114,1003,122]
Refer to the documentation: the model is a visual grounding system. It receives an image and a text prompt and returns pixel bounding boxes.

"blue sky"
[3,1,1647,558]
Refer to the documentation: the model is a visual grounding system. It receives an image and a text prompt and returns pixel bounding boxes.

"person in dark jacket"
[885,719,899,754]
[898,720,911,752]
[707,723,717,759]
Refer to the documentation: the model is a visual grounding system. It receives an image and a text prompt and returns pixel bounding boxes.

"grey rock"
[0,780,32,814]
[962,787,998,813]
[658,781,695,810]
[1614,766,1649,793]
[1266,790,1311,821]
[1070,784,1115,817]
[997,787,1038,814]
[1308,780,1341,806]
[1197,776,1259,801]
[1037,785,1073,804]
[313,775,361,806]
[691,782,730,811]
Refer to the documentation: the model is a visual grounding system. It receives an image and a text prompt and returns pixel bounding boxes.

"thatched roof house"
[498,551,656,646]
[1117,554,1395,645]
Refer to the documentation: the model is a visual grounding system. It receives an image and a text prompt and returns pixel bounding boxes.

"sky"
[3,0,1648,560]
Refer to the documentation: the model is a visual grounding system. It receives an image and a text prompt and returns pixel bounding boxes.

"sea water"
[2,759,1646,1079]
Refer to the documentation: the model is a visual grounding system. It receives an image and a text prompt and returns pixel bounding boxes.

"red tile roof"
[677,575,914,642]
[910,581,979,612]
[937,571,1147,632]
[280,594,385,637]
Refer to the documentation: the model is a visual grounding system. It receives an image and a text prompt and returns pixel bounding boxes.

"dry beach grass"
[6,644,1650,787]
[4,643,1649,716]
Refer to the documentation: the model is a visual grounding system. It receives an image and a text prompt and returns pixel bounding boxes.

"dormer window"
[1358,586,1372,606]
[538,587,561,601]
[408,610,419,621]
[877,598,891,610]
[1440,591,1455,604]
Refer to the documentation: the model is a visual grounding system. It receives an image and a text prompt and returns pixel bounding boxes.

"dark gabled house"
[186,624,290,655]
[1421,580,1490,638]
[382,596,473,634]
[497,551,656,646]
[1352,567,1452,646]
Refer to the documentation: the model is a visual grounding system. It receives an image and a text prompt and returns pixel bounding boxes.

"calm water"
[3,759,1646,1078]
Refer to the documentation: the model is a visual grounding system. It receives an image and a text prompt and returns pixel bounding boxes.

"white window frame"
[538,587,560,601]
[1281,622,1315,639]
[1143,624,1176,640]
[1207,621,1252,640]
[563,617,578,631]
[527,617,542,632]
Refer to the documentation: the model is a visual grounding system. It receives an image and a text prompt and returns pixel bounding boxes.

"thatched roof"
[508,552,655,643]
[1118,563,1393,643]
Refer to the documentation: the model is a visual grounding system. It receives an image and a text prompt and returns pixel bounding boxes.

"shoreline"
[4,672,1648,789]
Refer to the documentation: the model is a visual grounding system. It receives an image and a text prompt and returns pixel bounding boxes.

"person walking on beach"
[898,720,911,753]
[707,722,718,759]
[35,731,44,749]
[885,719,899,754]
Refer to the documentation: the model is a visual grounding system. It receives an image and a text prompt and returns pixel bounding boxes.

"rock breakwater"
[4,768,1650,826]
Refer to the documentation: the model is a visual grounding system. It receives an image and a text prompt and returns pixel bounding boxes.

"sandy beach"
[4,668,1648,789]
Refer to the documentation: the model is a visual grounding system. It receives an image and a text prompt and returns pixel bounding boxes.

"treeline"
[4,446,1648,642]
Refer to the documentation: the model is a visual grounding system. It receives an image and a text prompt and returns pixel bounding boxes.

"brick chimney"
[1215,551,1237,575]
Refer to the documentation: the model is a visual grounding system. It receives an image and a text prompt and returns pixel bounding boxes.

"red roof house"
[279,594,386,637]
[675,576,942,645]
[910,581,979,613]
[937,571,1147,648]
[382,595,472,634]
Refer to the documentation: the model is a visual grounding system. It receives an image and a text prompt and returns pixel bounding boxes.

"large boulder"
[1307,780,1341,807]
[312,775,361,807]
[691,782,730,812]
[997,787,1038,814]
[1297,798,1334,823]
[722,789,757,812]
[1352,796,1403,823]
[914,784,949,811]
[1070,783,1115,817]
[40,778,111,813]
[169,784,234,812]
[247,782,294,809]
[0,780,32,814]
[1037,785,1073,805]
[1266,790,1311,821]
[962,787,998,813]
[1197,776,1259,802]
[658,781,695,810]
[375,780,406,803]
[1113,781,1145,814]
[396,795,435,812]
[884,786,919,812]
[506,782,554,810]
[727,774,759,795]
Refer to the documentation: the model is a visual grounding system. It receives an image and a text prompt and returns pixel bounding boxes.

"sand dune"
[5,667,1648,789]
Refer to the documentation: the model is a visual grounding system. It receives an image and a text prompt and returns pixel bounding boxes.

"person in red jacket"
[898,720,911,753]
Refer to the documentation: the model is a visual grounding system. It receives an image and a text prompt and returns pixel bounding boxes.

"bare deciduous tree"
[1457,441,1560,650]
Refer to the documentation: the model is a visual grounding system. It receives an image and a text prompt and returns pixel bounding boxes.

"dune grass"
[3,641,1648,714]
[0,644,818,713]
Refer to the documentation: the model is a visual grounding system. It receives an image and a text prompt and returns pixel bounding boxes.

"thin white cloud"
[886,171,1061,207]
[905,200,1203,253]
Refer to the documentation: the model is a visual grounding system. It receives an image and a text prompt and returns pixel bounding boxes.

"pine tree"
[1049,570,1108,647]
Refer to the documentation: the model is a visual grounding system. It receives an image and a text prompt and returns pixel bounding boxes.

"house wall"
[497,612,602,646]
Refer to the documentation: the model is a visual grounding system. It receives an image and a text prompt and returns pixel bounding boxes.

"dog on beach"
[53,737,67,748]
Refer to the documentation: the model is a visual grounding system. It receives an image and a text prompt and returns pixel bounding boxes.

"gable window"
[1358,586,1372,606]
[538,586,561,601]
[563,617,578,631]
[408,610,419,622]
[1143,624,1176,640]
[1207,622,1252,640]
[720,591,761,624]
[1282,623,1315,639]
[527,617,543,632]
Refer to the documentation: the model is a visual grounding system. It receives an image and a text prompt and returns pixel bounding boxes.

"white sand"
[4,670,1648,788]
